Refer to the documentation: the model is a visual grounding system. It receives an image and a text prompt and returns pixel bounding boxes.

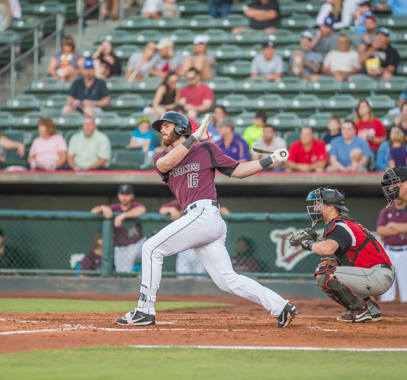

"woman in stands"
[355,99,386,152]
[149,71,180,118]
[183,35,216,81]
[92,39,122,80]
[0,0,12,32]
[125,42,157,82]
[315,0,360,30]
[0,130,25,163]
[47,36,84,82]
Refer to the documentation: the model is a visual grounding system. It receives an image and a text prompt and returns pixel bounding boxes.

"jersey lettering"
[187,173,198,188]
[172,163,200,177]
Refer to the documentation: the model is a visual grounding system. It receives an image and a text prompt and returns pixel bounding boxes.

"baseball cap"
[365,13,377,23]
[216,117,234,128]
[118,184,134,194]
[377,26,389,36]
[194,34,209,45]
[156,37,174,50]
[261,41,274,49]
[323,16,334,27]
[301,31,314,40]
[359,0,371,6]
[83,59,94,69]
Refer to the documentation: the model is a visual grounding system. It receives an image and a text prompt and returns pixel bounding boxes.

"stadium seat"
[15,111,43,129]
[53,112,84,130]
[187,15,218,33]
[40,94,67,116]
[2,130,26,144]
[281,13,314,30]
[118,15,155,31]
[269,112,303,131]
[0,111,15,129]
[32,1,66,36]
[11,15,42,51]
[393,44,407,60]
[156,16,186,31]
[168,29,195,47]
[200,29,231,46]
[106,77,133,97]
[64,129,80,144]
[381,113,398,128]
[322,95,358,117]
[178,1,209,17]
[104,131,131,149]
[305,77,342,96]
[237,77,271,98]
[133,77,162,99]
[378,15,407,31]
[0,30,19,67]
[213,45,244,64]
[94,112,122,130]
[366,95,396,117]
[110,150,146,170]
[121,112,153,130]
[251,94,286,113]
[235,112,256,128]
[110,94,145,116]
[217,14,249,30]
[131,30,164,46]
[279,0,301,17]
[27,77,66,99]
[341,76,377,98]
[305,112,333,131]
[205,76,236,96]
[377,76,407,97]
[81,46,97,59]
[216,94,251,114]
[229,30,264,47]
[220,61,251,79]
[286,94,323,117]
[100,30,134,47]
[275,44,301,61]
[115,44,141,65]
[267,29,297,46]
[4,95,40,116]
[4,149,27,166]
[397,62,407,75]
[283,131,300,147]
[302,0,332,15]
[269,77,306,98]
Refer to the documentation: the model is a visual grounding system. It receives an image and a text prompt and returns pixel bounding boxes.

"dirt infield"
[1,292,407,353]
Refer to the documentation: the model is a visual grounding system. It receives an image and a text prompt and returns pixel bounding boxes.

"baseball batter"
[115,111,298,328]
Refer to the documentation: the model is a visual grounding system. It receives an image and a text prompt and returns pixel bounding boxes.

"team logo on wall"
[270,227,323,271]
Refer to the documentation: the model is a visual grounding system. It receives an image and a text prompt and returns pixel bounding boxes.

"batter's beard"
[162,130,181,147]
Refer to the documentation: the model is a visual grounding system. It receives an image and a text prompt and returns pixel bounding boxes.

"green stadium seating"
[100,30,133,47]
[32,2,66,36]
[132,30,164,46]
[393,44,407,60]
[229,30,264,47]
[178,1,209,17]
[15,111,44,129]
[118,15,155,31]
[269,77,306,98]
[201,29,231,46]
[397,62,407,75]
[2,130,26,144]
[237,77,271,98]
[115,45,141,65]
[231,0,251,14]
[341,76,377,98]
[110,150,146,170]
[216,94,251,114]
[27,77,66,99]
[283,131,300,147]
[267,29,297,46]
[378,15,407,31]
[322,95,358,117]
[279,0,301,17]
[53,112,84,130]
[186,15,218,33]
[217,14,249,30]
[64,129,80,144]
[104,131,131,149]
[94,112,122,130]
[276,44,301,61]
[281,13,314,30]
[213,45,244,64]
[20,1,35,14]
[305,112,332,131]
[156,16,186,31]
[235,112,255,128]
[4,149,27,166]
[0,30,20,67]
[205,76,236,96]
[220,60,251,79]
[4,95,40,116]
[133,77,162,99]
[286,94,323,117]
[251,94,286,113]
[305,77,342,96]
[106,77,133,96]
[121,112,151,130]
[40,94,67,116]
[380,113,398,128]
[168,29,195,47]
[11,15,42,51]
[269,112,303,131]
[300,0,324,15]
[152,130,162,148]
[0,111,15,129]
[377,76,407,97]
[110,94,145,116]
[366,95,396,117]
[81,45,97,59]
[242,44,261,60]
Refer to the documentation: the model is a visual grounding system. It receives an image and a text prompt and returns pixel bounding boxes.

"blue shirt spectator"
[376,141,390,171]
[387,0,407,15]
[129,118,155,152]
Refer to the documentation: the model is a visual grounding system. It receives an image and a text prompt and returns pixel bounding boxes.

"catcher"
[289,187,395,323]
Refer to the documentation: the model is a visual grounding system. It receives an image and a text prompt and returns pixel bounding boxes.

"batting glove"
[271,148,289,163]
[192,114,211,141]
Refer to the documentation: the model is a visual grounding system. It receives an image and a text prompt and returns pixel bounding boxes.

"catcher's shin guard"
[314,265,368,312]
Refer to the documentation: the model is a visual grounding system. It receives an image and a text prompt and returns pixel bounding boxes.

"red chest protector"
[323,215,391,268]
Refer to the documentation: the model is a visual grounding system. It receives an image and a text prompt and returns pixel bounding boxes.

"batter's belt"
[182,200,219,215]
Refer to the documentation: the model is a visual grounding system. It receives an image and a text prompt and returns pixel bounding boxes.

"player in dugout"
[289,187,395,323]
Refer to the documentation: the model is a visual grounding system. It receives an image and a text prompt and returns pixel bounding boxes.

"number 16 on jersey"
[187,173,198,188]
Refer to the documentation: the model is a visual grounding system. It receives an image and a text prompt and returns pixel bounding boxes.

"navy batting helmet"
[152,111,192,136]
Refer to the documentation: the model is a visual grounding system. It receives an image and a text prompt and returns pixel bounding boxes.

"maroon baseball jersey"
[109,202,145,246]
[154,142,239,211]
[377,204,407,246]
[80,250,102,271]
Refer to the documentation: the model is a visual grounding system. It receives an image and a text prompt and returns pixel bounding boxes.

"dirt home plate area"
[1,292,407,353]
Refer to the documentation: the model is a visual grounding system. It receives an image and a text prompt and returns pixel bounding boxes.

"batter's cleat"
[366,298,382,322]
[276,302,298,328]
[115,309,155,326]
[337,309,372,323]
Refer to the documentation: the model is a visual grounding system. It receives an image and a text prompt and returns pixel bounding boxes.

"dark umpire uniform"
[291,187,395,323]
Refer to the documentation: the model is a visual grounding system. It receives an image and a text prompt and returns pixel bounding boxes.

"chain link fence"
[0,211,320,279]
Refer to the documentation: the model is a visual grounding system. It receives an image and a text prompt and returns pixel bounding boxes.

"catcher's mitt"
[289,228,318,251]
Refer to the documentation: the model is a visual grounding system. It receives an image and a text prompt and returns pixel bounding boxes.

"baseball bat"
[252,144,288,157]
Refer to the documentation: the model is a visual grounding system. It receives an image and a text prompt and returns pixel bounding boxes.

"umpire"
[289,187,395,323]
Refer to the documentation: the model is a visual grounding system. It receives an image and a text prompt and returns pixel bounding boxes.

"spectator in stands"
[102,0,119,19]
[141,0,164,19]
[376,133,390,171]
[47,36,84,82]
[0,0,13,32]
[28,118,67,171]
[376,0,407,15]
[359,27,400,81]
[183,35,216,81]
[147,38,183,79]
[158,0,180,17]
[67,116,111,170]
[232,237,261,273]
[354,1,373,35]
[394,103,407,131]
[350,147,367,172]
[355,99,386,151]
[243,111,267,150]
[320,33,361,82]
[172,105,200,134]
[312,16,339,58]
[215,118,250,162]
[179,68,214,119]
[208,105,227,142]
[397,88,407,111]
[251,124,287,170]
[80,231,103,272]
[129,116,155,153]
[8,0,21,21]
[125,42,156,82]
[250,41,283,82]
[288,31,323,81]
[316,0,361,30]
[389,126,407,167]
[285,126,327,172]
[92,40,122,79]
[323,115,341,147]
[91,184,147,273]
[356,14,378,55]
[232,0,280,34]
[328,120,370,172]
[0,130,25,163]
[209,0,233,18]
[149,71,180,118]
[62,59,111,117]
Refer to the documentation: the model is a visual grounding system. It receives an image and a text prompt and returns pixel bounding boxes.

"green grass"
[0,298,233,313]
[0,346,406,380]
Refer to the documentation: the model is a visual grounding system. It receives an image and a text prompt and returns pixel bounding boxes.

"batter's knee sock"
[137,284,157,315]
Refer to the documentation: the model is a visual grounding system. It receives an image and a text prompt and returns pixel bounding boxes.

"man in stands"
[285,126,327,172]
[62,59,110,117]
[250,41,283,82]
[312,16,338,58]
[356,14,378,53]
[67,116,111,171]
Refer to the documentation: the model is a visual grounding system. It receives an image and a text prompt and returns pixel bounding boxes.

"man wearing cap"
[243,111,268,151]
[62,59,111,117]
[250,41,283,81]
[215,118,250,162]
[312,16,339,58]
[288,31,323,81]
[359,27,400,81]
[356,14,378,55]
[147,37,183,79]
[183,35,216,81]
[354,1,374,35]
[91,184,147,273]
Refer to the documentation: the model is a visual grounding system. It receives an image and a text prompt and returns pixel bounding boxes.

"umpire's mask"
[381,167,407,208]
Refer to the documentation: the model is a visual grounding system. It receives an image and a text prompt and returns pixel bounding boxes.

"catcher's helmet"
[306,187,349,227]
[152,111,192,136]
[381,167,407,208]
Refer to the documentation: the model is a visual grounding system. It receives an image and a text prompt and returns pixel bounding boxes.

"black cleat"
[276,302,298,328]
[337,309,372,323]
[366,298,382,322]
[115,309,156,326]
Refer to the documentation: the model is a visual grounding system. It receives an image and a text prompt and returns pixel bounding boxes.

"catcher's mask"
[306,187,349,227]
[381,167,407,208]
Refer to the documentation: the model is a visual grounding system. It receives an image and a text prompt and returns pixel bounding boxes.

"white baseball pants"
[114,238,146,273]
[138,199,288,316]
[381,246,407,302]
[176,249,208,280]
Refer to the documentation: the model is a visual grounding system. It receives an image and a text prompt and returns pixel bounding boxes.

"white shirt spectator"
[323,50,360,72]
[251,52,283,78]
